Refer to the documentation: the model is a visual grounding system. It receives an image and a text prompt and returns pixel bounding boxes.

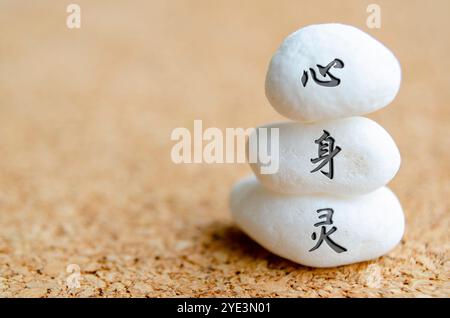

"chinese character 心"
[310,130,341,179]
[301,58,344,87]
[309,208,347,253]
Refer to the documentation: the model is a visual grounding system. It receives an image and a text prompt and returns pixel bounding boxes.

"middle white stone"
[249,116,400,196]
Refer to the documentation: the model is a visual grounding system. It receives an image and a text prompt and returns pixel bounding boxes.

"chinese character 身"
[310,130,341,179]
[301,58,344,87]
[309,208,347,253]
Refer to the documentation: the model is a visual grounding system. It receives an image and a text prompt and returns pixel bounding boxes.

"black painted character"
[309,208,347,253]
[310,130,341,179]
[301,58,344,87]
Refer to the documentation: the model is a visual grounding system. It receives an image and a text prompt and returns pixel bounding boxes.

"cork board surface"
[0,0,449,297]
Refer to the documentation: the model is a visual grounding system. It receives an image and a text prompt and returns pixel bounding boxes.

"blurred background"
[0,0,448,297]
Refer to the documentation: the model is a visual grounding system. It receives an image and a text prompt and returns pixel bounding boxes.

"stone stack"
[230,24,404,267]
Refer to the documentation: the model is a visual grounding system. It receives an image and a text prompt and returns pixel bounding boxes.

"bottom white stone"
[229,176,404,268]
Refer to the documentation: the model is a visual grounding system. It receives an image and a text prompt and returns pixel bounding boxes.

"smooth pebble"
[265,23,401,122]
[230,176,405,268]
[249,116,401,195]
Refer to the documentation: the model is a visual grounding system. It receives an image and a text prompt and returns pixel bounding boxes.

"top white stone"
[265,23,401,122]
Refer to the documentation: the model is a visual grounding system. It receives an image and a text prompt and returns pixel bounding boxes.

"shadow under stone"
[196,221,308,271]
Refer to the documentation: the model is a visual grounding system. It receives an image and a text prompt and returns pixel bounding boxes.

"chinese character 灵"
[309,208,347,253]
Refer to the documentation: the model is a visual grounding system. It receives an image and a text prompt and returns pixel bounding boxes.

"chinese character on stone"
[301,58,344,87]
[310,130,341,179]
[309,208,347,253]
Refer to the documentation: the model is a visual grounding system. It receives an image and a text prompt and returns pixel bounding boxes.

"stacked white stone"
[230,24,404,268]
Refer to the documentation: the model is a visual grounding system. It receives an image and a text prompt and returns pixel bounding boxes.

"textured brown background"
[0,0,448,297]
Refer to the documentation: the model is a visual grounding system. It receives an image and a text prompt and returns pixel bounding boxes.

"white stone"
[265,23,401,122]
[249,116,400,196]
[229,176,405,268]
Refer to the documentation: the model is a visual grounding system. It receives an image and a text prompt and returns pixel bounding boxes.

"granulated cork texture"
[0,0,448,297]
